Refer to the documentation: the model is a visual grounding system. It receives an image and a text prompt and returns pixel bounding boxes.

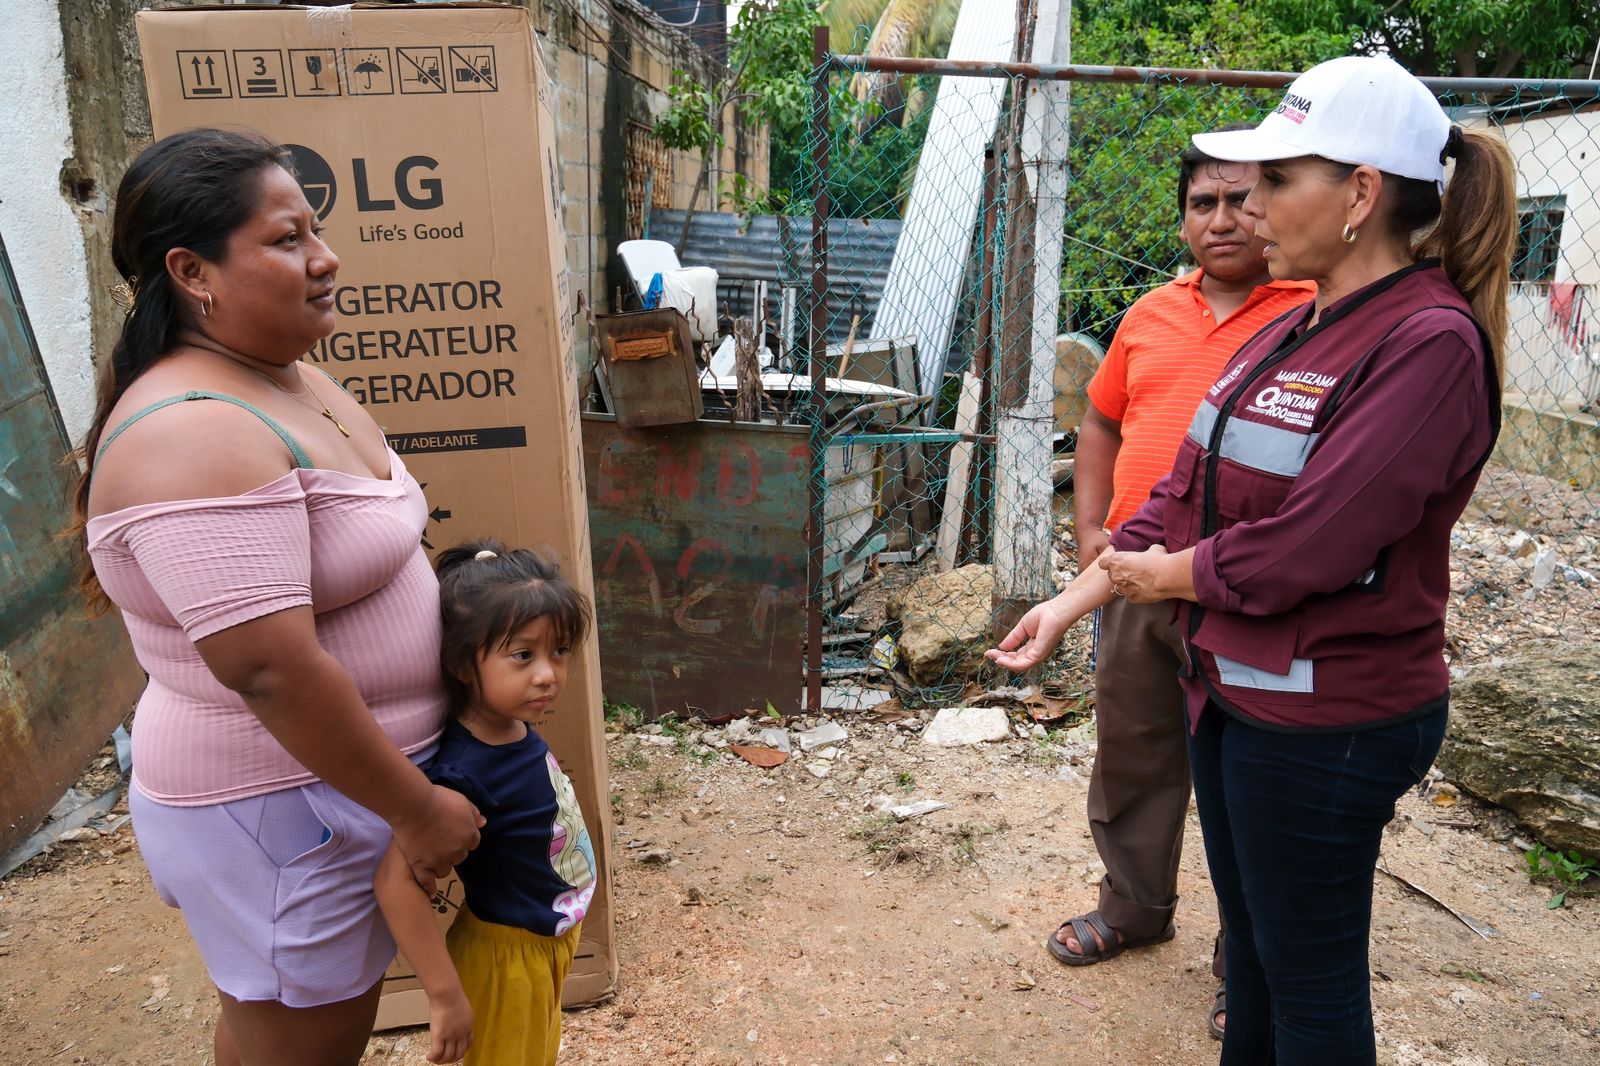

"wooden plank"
[936,372,983,570]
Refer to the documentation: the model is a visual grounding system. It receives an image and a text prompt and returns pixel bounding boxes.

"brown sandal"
[1044,910,1175,967]
[1208,982,1226,1040]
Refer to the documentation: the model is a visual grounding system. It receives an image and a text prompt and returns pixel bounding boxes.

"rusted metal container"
[594,308,704,428]
[0,235,143,855]
[582,414,806,720]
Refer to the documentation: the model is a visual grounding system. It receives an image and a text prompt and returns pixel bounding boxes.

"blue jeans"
[1188,703,1447,1065]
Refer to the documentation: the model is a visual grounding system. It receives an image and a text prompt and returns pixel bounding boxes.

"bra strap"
[95,390,314,469]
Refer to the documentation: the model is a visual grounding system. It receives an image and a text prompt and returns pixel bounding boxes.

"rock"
[888,799,948,821]
[1437,641,1600,856]
[757,727,792,752]
[797,721,848,751]
[806,762,832,779]
[637,848,676,865]
[723,717,756,744]
[885,563,995,685]
[58,827,101,843]
[921,706,1011,747]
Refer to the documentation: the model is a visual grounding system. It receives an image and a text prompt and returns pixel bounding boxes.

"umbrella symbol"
[354,54,383,90]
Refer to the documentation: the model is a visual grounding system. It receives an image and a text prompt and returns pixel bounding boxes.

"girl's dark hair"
[435,538,592,714]
[1323,128,1517,382]
[72,128,294,612]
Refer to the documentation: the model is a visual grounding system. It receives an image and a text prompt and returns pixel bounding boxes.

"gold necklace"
[250,365,350,437]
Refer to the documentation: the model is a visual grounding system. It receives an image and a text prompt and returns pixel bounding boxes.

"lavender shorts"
[130,777,402,1008]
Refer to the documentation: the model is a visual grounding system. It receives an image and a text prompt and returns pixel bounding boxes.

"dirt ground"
[5,466,1597,1064]
[3,716,1596,1066]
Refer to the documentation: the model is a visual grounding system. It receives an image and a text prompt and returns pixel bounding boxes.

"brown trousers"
[1089,594,1225,978]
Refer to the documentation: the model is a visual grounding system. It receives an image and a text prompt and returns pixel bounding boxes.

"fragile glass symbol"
[305,54,325,91]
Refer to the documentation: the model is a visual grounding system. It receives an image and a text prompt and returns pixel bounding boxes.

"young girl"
[376,539,598,1065]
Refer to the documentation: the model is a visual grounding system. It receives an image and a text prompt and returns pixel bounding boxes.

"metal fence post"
[807,24,831,715]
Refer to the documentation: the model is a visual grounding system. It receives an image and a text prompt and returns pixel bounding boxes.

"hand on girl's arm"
[196,606,484,883]
[374,843,473,1064]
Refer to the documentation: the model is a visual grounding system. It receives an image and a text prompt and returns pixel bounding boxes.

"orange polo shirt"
[1086,269,1315,529]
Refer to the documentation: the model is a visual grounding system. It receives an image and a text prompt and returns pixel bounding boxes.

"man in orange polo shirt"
[1046,143,1314,1039]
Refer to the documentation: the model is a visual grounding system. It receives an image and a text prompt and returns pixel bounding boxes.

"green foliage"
[731,0,817,136]
[656,0,820,209]
[603,698,645,733]
[1262,0,1600,77]
[895,769,916,791]
[1524,844,1596,908]
[821,79,937,218]
[654,78,720,153]
[1058,1,1349,339]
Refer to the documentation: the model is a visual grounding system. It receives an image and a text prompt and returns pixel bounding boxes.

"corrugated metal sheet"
[647,209,902,345]
[0,232,143,855]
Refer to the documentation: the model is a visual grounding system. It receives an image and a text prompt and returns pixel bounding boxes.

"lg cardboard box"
[137,4,617,1021]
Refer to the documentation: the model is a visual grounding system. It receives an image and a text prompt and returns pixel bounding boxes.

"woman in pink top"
[74,129,482,1065]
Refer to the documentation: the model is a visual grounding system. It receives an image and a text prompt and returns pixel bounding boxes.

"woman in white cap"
[989,55,1516,1062]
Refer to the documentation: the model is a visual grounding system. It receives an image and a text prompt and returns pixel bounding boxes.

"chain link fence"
[780,52,1600,714]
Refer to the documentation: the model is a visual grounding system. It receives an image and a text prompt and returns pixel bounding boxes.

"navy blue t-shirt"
[426,719,596,937]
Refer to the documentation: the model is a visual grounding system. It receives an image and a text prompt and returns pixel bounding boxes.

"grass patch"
[850,813,931,869]
[614,739,648,772]
[642,774,682,805]
[1022,736,1067,769]
[947,819,1008,866]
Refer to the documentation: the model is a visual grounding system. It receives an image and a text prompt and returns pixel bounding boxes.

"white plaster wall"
[0,0,97,445]
[1504,109,1600,285]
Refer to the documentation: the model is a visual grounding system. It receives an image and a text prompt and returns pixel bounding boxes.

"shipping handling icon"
[454,51,494,86]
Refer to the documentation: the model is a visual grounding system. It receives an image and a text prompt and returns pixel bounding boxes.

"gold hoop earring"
[201,291,214,318]
[1341,224,1359,244]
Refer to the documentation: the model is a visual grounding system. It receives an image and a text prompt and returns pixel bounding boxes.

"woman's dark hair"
[72,128,293,612]
[435,538,592,714]
[1323,128,1517,382]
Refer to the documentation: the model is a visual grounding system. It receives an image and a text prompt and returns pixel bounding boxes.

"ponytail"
[1415,128,1518,384]
[69,129,291,614]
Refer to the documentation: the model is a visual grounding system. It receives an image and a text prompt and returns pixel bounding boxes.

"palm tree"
[826,0,962,125]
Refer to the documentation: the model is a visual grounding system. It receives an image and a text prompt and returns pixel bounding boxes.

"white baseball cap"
[1192,55,1450,183]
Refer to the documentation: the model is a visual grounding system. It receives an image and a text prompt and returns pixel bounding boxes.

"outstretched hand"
[985,600,1075,673]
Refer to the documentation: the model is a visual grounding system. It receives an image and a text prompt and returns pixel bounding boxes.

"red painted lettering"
[656,445,703,501]
[599,533,663,615]
[674,538,733,635]
[715,442,762,506]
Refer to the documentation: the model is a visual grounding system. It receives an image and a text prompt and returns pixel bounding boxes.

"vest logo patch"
[1247,380,1324,428]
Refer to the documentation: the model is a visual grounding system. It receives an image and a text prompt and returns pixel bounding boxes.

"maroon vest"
[1163,263,1498,730]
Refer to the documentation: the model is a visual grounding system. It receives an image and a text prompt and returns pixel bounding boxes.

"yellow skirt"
[446,908,581,1066]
